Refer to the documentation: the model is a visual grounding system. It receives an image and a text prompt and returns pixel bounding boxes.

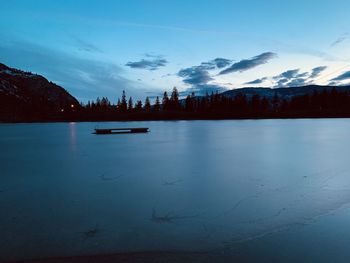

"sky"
[1,0,350,102]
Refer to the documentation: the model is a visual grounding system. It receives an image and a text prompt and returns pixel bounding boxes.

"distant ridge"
[0,63,79,121]
[221,85,350,99]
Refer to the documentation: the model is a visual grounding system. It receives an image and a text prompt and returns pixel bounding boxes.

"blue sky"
[1,0,350,102]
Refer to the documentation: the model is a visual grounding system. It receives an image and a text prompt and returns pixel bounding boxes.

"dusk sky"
[1,0,350,102]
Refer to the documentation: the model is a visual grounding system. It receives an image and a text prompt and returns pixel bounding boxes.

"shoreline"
[9,251,217,263]
[1,115,350,124]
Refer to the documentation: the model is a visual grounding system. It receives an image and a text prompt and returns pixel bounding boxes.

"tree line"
[79,87,350,120]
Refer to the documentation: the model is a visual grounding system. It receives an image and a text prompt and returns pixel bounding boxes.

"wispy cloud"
[144,53,164,58]
[125,56,168,70]
[330,71,350,82]
[219,52,277,75]
[248,66,328,88]
[330,33,348,47]
[74,37,103,53]
[99,21,344,61]
[310,66,327,78]
[245,77,268,85]
[270,39,342,61]
[274,69,301,80]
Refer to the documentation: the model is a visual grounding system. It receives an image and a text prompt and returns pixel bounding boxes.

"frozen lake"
[1,119,350,262]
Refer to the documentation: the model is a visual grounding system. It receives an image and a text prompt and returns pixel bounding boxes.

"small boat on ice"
[94,127,149,134]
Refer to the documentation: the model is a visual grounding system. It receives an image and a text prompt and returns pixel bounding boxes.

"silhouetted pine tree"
[261,97,269,113]
[162,91,169,111]
[128,97,133,111]
[250,94,261,113]
[196,92,208,112]
[96,97,101,108]
[144,97,151,112]
[135,100,143,111]
[101,97,110,110]
[116,98,121,111]
[233,93,248,114]
[185,94,194,112]
[120,90,127,112]
[154,96,161,111]
[170,87,180,110]
[272,93,280,113]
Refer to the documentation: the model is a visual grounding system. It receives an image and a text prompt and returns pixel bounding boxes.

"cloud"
[280,69,299,79]
[178,66,213,85]
[328,81,339,86]
[161,73,173,78]
[0,39,143,101]
[125,57,168,70]
[207,58,232,69]
[310,66,327,78]
[245,77,268,85]
[74,37,103,53]
[194,58,232,71]
[245,67,318,87]
[330,33,348,47]
[276,78,290,87]
[272,68,312,87]
[285,78,308,87]
[270,39,341,61]
[241,65,328,89]
[177,57,232,95]
[219,52,277,75]
[331,71,350,82]
[274,69,301,80]
[177,57,232,86]
[242,65,328,89]
[296,72,309,78]
[272,69,310,88]
[179,84,227,96]
[144,53,161,58]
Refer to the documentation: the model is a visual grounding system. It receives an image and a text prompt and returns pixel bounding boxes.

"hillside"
[0,63,79,121]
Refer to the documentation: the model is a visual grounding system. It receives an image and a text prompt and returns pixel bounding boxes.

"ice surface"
[1,119,350,262]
